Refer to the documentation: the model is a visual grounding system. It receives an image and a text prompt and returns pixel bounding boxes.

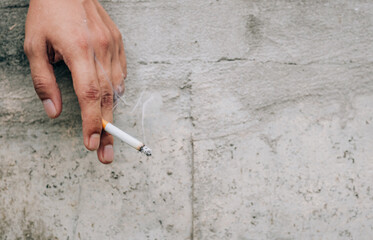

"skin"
[24,0,127,164]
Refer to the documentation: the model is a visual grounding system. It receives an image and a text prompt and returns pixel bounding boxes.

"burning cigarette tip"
[140,145,152,156]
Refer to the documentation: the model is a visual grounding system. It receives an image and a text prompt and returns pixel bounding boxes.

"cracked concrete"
[1,0,373,239]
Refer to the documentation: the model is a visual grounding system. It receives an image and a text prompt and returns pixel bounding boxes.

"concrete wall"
[1,0,373,239]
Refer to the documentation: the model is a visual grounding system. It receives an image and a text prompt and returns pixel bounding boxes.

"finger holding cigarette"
[102,119,152,156]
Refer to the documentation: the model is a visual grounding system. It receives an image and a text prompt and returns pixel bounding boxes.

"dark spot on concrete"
[343,150,349,158]
[149,61,171,65]
[166,224,174,232]
[246,14,263,50]
[339,229,352,238]
[111,171,119,179]
[0,220,57,240]
[216,57,247,62]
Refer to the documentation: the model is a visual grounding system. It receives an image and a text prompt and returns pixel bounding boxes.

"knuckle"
[101,88,114,109]
[23,38,36,56]
[74,35,90,51]
[80,84,101,102]
[23,39,31,55]
[83,115,102,130]
[97,35,110,50]
[96,30,112,50]
[99,37,110,50]
[32,76,51,98]
[113,29,123,42]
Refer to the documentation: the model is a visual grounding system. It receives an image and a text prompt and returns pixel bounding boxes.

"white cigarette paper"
[102,119,152,156]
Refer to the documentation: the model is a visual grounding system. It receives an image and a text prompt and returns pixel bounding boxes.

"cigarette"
[102,119,152,156]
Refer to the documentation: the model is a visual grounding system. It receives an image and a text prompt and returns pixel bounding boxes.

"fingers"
[86,1,125,163]
[94,54,114,164]
[118,40,127,81]
[67,53,102,152]
[111,29,126,98]
[86,6,116,163]
[112,51,125,97]
[97,131,114,164]
[65,39,115,163]
[24,37,62,118]
[93,0,126,95]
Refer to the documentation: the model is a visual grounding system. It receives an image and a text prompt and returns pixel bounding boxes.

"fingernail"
[116,83,125,96]
[103,145,114,163]
[42,99,57,118]
[89,134,100,150]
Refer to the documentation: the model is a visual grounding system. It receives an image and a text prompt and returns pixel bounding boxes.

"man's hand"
[24,0,127,164]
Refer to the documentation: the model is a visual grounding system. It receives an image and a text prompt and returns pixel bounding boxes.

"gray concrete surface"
[1,0,373,239]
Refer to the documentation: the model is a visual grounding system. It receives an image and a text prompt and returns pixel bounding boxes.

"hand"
[24,0,127,164]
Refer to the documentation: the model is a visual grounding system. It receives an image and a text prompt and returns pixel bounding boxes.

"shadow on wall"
[0,2,28,66]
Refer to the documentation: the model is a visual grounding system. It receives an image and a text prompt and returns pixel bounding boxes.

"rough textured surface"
[1,0,373,239]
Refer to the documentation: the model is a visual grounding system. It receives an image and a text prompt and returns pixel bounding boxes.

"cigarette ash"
[140,145,152,156]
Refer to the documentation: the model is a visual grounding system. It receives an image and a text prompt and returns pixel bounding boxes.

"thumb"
[24,39,62,118]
